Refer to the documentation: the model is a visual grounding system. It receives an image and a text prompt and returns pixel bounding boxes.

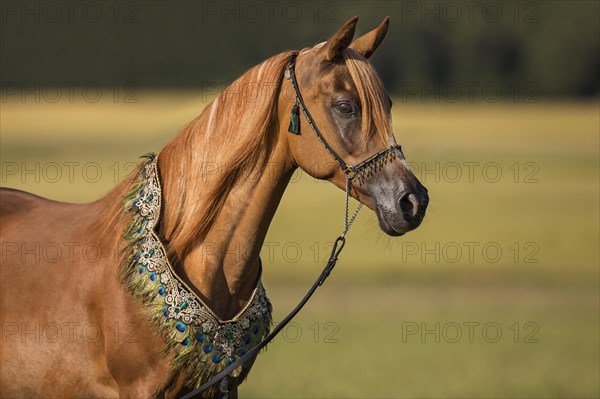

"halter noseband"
[284,52,403,186]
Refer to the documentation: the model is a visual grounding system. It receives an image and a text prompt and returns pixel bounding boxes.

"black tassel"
[288,104,300,135]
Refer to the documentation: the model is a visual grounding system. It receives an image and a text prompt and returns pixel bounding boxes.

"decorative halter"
[285,52,403,186]
[182,51,406,398]
[284,52,405,235]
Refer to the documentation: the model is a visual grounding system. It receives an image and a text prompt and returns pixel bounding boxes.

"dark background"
[1,0,598,98]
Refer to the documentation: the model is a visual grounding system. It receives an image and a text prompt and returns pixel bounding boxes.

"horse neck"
[159,138,293,319]
[157,91,295,320]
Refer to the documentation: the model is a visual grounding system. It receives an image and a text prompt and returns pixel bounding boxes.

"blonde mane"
[103,47,391,259]
[157,51,294,257]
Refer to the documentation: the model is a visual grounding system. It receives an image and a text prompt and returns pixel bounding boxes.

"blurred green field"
[1,95,598,398]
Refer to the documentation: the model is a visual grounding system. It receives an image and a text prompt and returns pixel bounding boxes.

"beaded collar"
[119,154,272,393]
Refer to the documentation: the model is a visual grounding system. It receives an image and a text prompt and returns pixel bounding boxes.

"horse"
[0,16,428,398]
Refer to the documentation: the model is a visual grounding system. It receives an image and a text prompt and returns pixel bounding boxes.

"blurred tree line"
[1,0,598,99]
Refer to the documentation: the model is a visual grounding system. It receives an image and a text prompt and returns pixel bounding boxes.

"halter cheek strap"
[284,52,403,185]
[285,52,350,172]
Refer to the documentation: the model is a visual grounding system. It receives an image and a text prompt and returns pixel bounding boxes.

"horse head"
[282,16,429,236]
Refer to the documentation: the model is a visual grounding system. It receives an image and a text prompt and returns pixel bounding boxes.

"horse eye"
[334,101,356,117]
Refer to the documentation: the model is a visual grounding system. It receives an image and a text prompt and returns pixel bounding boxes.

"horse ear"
[350,16,390,59]
[319,16,359,62]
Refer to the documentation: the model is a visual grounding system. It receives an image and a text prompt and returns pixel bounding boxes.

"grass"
[1,95,598,397]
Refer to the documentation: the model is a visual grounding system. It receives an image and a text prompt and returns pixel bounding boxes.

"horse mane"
[102,47,390,259]
[99,51,291,260]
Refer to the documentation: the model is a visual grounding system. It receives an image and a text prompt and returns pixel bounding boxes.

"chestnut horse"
[0,17,428,398]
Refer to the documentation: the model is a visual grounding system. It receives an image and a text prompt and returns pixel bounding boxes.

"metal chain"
[343,176,363,237]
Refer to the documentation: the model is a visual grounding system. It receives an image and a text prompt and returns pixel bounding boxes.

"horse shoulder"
[0,188,123,397]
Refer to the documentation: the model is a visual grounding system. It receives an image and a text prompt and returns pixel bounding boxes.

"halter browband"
[285,52,403,185]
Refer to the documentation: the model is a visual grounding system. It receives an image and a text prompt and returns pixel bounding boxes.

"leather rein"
[180,52,402,398]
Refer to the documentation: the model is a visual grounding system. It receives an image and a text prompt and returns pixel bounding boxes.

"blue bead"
[138,266,146,274]
[195,333,205,343]
[149,272,156,282]
[139,189,144,195]
[137,227,143,234]
[212,354,221,364]
[243,335,251,345]
[134,253,140,260]
[157,286,166,296]
[175,322,187,333]
[237,347,247,356]
[162,307,169,317]
[203,344,212,354]
[226,356,236,366]
[252,324,259,334]
[180,301,188,309]
[132,200,138,206]
[181,337,190,347]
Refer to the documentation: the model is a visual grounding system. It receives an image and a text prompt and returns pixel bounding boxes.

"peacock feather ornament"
[119,154,272,397]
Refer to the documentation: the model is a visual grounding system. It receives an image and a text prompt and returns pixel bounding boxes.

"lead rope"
[180,178,361,399]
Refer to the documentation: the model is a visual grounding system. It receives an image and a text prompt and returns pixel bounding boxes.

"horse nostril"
[399,193,419,219]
